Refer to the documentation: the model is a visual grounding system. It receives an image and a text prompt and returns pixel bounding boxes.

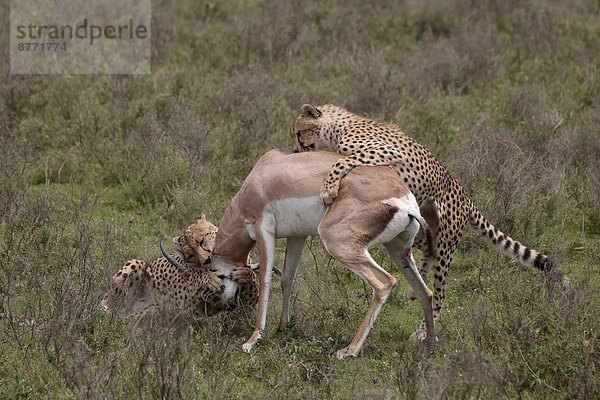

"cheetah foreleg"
[321,144,408,205]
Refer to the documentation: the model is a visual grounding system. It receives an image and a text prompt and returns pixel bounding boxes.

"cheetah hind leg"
[411,212,464,340]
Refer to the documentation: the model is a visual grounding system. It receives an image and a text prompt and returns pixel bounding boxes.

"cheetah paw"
[205,270,224,293]
[409,329,427,342]
[320,183,339,206]
[231,267,255,286]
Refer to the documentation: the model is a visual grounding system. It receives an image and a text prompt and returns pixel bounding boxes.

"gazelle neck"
[213,195,255,267]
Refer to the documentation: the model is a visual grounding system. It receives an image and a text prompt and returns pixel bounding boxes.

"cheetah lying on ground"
[292,104,569,338]
[101,215,259,317]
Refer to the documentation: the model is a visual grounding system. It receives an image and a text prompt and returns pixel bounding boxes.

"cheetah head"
[292,104,331,152]
[172,214,218,265]
[101,259,152,314]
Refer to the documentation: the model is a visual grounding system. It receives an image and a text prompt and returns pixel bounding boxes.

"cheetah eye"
[196,238,204,246]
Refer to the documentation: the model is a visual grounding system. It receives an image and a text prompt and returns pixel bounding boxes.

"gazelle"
[209,149,436,359]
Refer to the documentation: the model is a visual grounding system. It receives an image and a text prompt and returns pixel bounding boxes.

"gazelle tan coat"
[210,149,436,358]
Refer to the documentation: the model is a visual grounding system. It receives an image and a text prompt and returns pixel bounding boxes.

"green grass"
[1,0,600,398]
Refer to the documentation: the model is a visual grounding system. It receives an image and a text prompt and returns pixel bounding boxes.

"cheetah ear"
[301,104,321,118]
[173,235,183,246]
[196,213,206,221]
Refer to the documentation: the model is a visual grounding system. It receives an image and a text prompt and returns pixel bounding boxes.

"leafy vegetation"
[1,0,599,398]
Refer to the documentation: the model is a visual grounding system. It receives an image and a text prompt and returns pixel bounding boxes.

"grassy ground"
[1,0,600,398]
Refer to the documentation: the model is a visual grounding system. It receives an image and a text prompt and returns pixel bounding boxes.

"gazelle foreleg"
[278,236,307,331]
[242,218,276,353]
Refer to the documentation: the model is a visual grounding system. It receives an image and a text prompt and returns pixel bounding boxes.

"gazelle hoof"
[242,331,262,353]
[335,347,357,360]
[242,342,254,353]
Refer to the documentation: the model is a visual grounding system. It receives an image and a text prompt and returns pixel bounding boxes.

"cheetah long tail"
[468,206,569,288]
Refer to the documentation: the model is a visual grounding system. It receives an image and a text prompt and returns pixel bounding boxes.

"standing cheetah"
[291,104,568,337]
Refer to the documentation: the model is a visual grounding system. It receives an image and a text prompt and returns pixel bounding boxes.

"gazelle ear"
[301,104,321,118]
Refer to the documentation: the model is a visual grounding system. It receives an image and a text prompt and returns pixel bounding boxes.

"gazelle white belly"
[262,195,326,237]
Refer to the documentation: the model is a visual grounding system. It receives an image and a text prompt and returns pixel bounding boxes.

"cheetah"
[291,104,569,338]
[101,215,259,317]
[172,213,218,267]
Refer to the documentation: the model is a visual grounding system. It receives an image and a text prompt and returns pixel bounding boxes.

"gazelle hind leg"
[319,227,397,359]
[409,233,434,301]
[410,199,440,300]
[242,218,276,353]
[385,239,436,345]
[278,236,306,331]
[336,253,397,359]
